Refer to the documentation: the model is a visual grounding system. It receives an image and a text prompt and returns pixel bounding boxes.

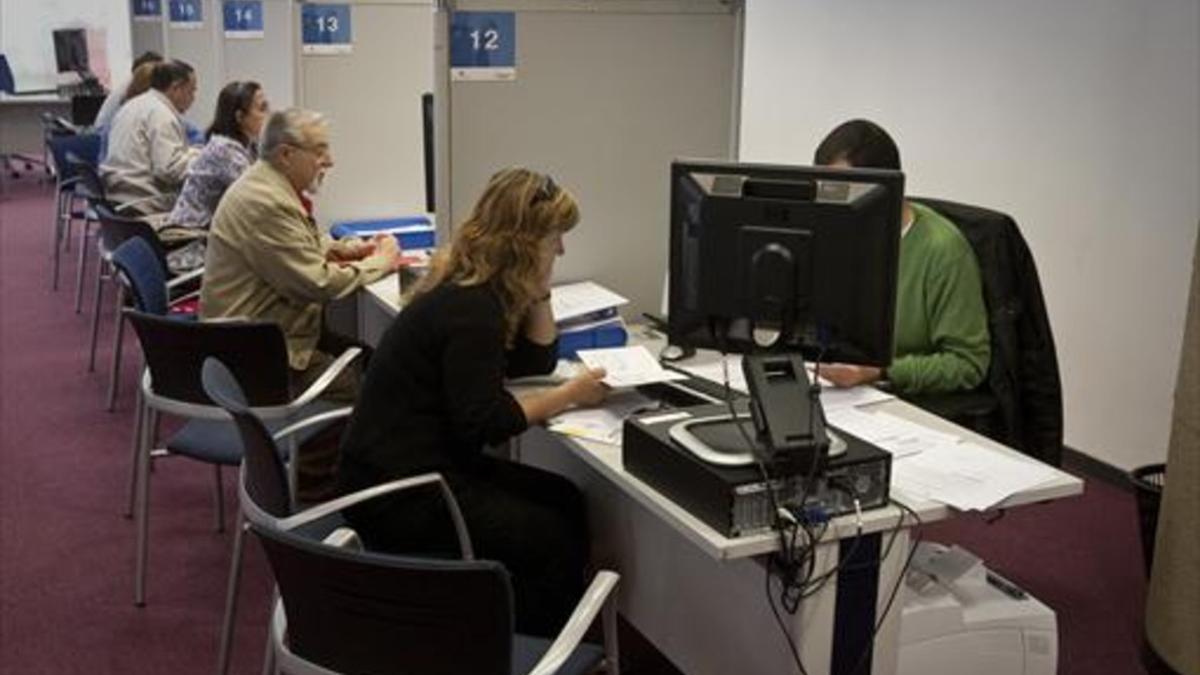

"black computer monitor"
[52,29,89,75]
[668,159,903,366]
[667,159,903,466]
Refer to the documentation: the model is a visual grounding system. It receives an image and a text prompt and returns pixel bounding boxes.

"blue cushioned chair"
[200,357,621,675]
[45,132,100,290]
[104,232,202,410]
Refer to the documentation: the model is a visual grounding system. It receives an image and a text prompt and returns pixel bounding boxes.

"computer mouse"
[660,344,695,363]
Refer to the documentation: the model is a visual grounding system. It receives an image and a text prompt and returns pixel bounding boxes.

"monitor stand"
[668,413,846,468]
[667,353,838,472]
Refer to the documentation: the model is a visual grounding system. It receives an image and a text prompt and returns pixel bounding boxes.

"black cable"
[764,558,809,675]
[847,498,925,675]
[717,346,809,675]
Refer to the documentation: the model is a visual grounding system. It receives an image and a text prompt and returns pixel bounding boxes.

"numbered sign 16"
[224,0,264,39]
[169,0,204,29]
[449,11,516,82]
[132,0,162,22]
[301,3,352,55]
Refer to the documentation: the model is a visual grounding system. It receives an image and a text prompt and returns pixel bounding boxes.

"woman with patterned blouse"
[163,81,268,272]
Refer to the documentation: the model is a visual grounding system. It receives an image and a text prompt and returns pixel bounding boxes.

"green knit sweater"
[888,203,991,394]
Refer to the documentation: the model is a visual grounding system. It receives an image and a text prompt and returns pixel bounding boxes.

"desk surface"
[0,94,68,105]
[362,279,1085,561]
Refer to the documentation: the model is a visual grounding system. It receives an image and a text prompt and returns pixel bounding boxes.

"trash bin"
[1129,463,1166,577]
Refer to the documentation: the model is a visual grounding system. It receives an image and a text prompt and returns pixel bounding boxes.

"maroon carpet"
[0,179,1149,674]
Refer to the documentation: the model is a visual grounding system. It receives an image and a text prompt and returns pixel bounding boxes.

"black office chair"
[908,198,1064,466]
[200,357,622,675]
[123,312,360,609]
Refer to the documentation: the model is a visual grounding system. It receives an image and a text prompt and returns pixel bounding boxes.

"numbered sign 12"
[169,0,204,29]
[224,1,264,39]
[132,0,162,22]
[301,3,352,55]
[449,11,516,82]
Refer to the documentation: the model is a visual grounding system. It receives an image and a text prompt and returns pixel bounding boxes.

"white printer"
[898,542,1058,675]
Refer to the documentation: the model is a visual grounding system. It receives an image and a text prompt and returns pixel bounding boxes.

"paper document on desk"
[676,355,748,393]
[825,408,958,458]
[676,355,895,411]
[551,281,629,323]
[548,390,657,446]
[890,440,1060,511]
[577,346,689,389]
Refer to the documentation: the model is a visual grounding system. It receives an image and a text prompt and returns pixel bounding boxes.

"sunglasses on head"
[531,174,558,205]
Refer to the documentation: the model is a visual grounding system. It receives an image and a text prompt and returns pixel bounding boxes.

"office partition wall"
[435,0,742,317]
[296,0,433,227]
[222,0,296,110]
[163,0,222,127]
[129,0,296,129]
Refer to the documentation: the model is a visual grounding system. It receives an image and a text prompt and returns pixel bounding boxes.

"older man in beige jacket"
[201,108,402,496]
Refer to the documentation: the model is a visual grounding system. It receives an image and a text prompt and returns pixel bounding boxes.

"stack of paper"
[551,282,630,358]
[889,440,1060,512]
[825,407,957,458]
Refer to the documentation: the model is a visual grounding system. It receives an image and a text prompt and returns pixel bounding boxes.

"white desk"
[0,94,69,156]
[358,279,1084,675]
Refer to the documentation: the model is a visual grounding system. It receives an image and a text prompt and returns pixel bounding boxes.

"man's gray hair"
[260,108,327,158]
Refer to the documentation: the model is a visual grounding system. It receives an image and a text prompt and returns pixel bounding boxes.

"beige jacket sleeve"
[237,199,393,304]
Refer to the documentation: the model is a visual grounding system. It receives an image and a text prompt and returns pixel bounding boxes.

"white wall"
[740,0,1200,471]
[0,0,131,91]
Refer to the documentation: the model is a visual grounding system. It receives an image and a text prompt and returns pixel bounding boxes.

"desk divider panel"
[435,0,742,316]
[221,0,298,110]
[131,9,167,58]
[163,0,224,128]
[295,0,434,228]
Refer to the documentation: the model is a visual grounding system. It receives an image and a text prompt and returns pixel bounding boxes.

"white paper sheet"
[550,281,629,323]
[548,390,658,446]
[825,408,958,458]
[677,354,895,411]
[890,440,1060,511]
[577,346,689,388]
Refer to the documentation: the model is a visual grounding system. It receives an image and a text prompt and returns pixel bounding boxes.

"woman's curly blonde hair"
[409,167,579,344]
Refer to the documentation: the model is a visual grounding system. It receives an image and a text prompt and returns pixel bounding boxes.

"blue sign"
[132,0,162,20]
[301,3,352,55]
[224,1,264,38]
[449,11,516,80]
[169,0,203,26]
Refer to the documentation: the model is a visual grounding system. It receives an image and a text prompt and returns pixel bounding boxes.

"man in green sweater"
[814,119,991,394]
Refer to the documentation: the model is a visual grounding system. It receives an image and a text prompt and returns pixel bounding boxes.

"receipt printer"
[898,542,1058,675]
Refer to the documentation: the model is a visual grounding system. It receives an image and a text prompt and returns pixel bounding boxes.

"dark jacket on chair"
[912,198,1064,466]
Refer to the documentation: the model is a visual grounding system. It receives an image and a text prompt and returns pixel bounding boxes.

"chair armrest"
[278,472,474,560]
[166,266,205,290]
[113,197,164,214]
[322,527,363,551]
[270,407,353,443]
[527,570,621,675]
[167,289,201,307]
[286,347,363,410]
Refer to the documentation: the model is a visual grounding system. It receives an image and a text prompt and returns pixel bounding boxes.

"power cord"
[847,497,925,675]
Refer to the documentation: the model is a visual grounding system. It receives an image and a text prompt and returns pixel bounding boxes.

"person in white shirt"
[91,51,162,132]
[100,60,200,215]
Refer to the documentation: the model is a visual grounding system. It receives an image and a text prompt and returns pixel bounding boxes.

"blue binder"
[330,216,435,250]
[557,321,628,359]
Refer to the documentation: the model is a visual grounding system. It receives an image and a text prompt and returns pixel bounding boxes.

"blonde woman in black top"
[338,167,607,636]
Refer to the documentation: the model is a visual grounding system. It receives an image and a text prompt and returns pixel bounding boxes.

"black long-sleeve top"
[338,282,558,492]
